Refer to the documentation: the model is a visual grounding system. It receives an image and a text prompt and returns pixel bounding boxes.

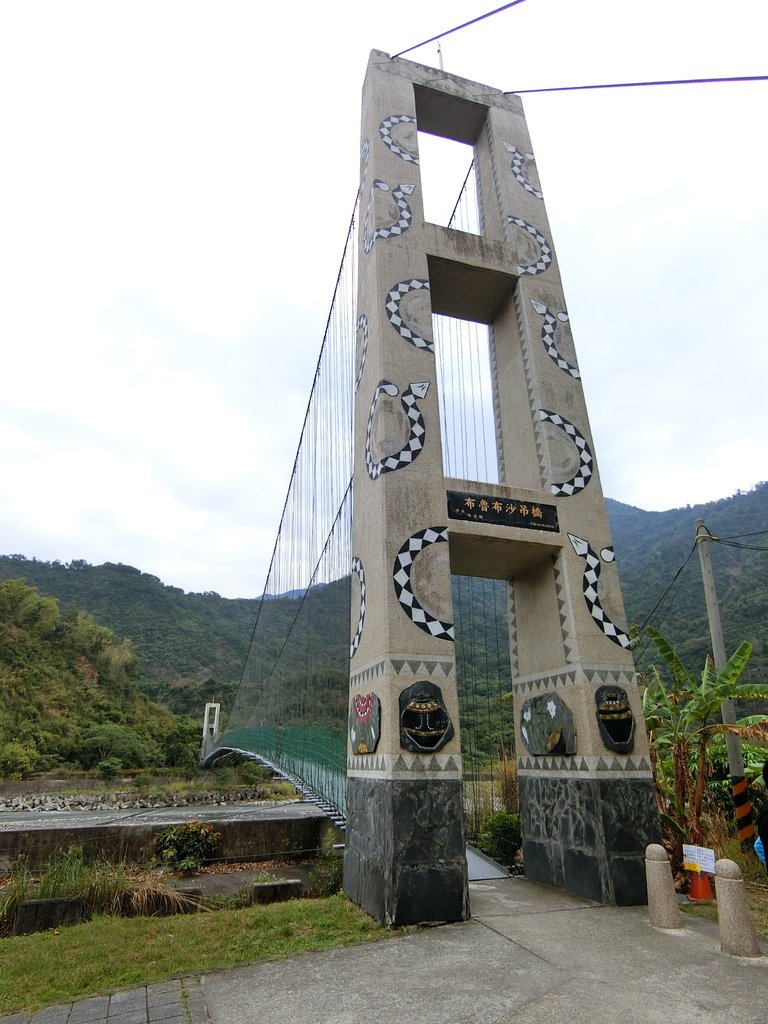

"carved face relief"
[399,681,454,753]
[349,692,381,755]
[595,685,635,753]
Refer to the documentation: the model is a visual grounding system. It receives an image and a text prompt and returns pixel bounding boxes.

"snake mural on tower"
[378,114,419,164]
[349,556,366,659]
[529,299,580,378]
[362,180,417,255]
[354,313,369,392]
[385,279,433,351]
[507,216,552,276]
[537,409,593,496]
[503,141,543,199]
[365,380,430,480]
[567,534,631,649]
[393,527,454,642]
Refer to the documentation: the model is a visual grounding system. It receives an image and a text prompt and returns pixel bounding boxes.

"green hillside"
[1,482,765,723]
[0,579,198,776]
[608,482,767,683]
[0,557,253,715]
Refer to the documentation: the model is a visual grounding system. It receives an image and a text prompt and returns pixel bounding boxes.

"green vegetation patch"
[0,894,384,1015]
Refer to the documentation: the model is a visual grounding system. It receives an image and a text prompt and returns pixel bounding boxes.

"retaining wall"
[0,804,331,871]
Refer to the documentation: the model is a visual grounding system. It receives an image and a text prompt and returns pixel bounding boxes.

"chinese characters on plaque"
[447,490,559,532]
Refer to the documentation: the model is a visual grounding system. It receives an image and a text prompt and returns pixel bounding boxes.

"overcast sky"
[1,0,766,598]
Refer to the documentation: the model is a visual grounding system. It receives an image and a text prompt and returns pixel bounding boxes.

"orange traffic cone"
[688,870,714,901]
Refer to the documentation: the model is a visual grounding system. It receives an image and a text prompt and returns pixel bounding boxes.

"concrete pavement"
[4,876,767,1024]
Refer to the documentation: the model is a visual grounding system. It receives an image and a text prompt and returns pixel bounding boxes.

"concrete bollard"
[714,858,762,958]
[645,843,683,930]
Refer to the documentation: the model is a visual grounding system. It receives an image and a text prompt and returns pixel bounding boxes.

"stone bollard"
[714,859,762,957]
[645,844,683,930]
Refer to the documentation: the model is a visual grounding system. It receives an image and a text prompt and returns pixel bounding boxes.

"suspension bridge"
[201,50,660,925]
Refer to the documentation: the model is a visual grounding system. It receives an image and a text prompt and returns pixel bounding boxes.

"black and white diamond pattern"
[365,380,430,479]
[362,180,416,255]
[393,527,454,642]
[529,299,580,378]
[507,216,552,276]
[349,557,366,658]
[568,534,631,649]
[502,141,543,199]
[378,114,419,164]
[537,409,593,496]
[355,313,369,392]
[385,279,433,350]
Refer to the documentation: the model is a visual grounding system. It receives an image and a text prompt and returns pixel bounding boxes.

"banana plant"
[642,627,768,843]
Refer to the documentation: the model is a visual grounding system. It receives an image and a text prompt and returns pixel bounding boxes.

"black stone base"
[344,775,469,926]
[518,775,662,905]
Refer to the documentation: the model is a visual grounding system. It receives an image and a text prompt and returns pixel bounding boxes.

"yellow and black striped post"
[732,774,755,846]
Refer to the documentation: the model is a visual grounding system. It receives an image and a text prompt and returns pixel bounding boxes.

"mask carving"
[399,681,454,753]
[595,685,635,753]
[349,692,381,754]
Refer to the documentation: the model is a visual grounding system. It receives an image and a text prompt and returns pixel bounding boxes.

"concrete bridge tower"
[344,51,659,925]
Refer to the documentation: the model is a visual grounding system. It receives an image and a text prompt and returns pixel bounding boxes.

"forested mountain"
[0,579,198,776]
[1,482,765,723]
[607,482,767,684]
[0,557,253,715]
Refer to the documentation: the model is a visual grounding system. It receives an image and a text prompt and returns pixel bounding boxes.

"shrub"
[133,770,153,790]
[0,860,31,936]
[0,847,204,934]
[0,741,40,780]
[236,760,268,786]
[98,757,123,779]
[477,811,522,869]
[155,820,221,872]
[308,847,344,898]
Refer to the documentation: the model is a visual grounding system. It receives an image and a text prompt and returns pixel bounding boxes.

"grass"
[0,893,385,1015]
[679,837,768,938]
[0,848,205,936]
[682,880,768,938]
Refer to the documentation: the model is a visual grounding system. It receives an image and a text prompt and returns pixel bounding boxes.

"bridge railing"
[206,196,360,819]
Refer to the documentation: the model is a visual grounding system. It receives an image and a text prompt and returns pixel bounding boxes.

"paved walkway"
[4,877,768,1024]
[0,979,207,1024]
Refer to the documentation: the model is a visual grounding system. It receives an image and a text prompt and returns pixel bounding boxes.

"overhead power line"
[633,541,698,658]
[505,75,768,95]
[392,0,527,59]
[716,539,768,553]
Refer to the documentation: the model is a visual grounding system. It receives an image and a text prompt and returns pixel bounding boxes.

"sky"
[1,0,766,599]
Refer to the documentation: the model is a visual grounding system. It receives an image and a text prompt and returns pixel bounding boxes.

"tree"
[642,627,768,845]
[75,723,158,770]
[0,740,40,779]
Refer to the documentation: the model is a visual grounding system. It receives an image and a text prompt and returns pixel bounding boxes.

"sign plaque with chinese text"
[447,490,559,533]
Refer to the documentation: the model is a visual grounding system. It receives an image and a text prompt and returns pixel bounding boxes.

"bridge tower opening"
[345,50,660,925]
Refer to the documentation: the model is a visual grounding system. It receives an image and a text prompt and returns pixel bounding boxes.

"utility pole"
[695,518,754,843]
